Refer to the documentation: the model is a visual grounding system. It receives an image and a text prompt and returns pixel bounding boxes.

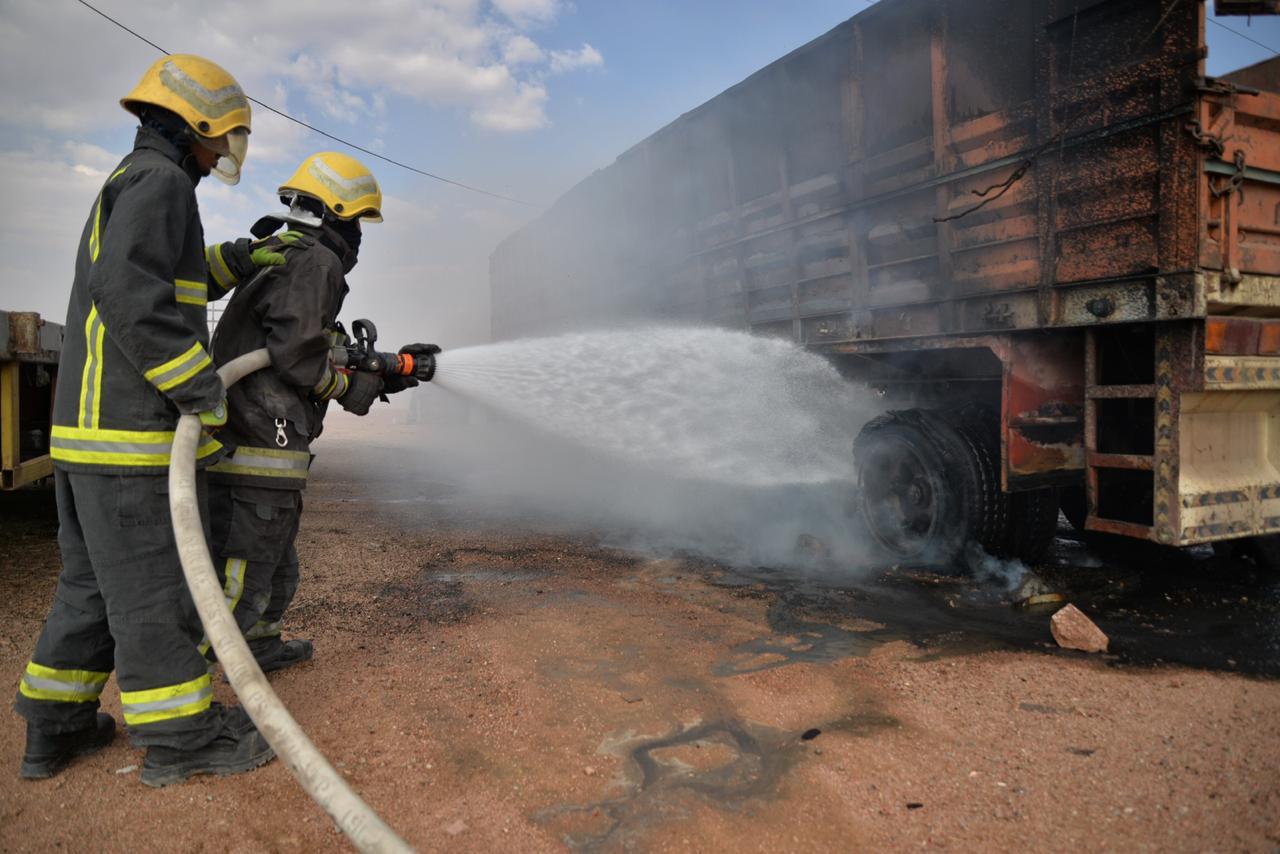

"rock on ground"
[1051,604,1109,653]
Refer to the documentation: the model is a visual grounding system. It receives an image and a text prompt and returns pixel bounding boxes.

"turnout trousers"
[206,482,303,665]
[16,470,219,749]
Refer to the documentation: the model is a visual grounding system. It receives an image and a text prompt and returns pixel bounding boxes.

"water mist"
[411,325,881,571]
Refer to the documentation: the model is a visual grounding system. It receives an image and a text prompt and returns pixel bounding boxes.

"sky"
[1,0,1278,351]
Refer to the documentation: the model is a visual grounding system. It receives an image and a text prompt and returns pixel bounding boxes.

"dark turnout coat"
[49,127,258,475]
[209,226,350,490]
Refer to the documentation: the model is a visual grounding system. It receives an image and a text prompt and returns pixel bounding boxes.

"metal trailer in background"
[0,311,62,490]
[489,0,1280,565]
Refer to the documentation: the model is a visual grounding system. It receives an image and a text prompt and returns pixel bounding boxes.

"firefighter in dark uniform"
[205,152,430,672]
[14,55,297,786]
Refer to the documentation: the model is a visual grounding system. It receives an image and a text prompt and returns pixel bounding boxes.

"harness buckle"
[274,418,288,448]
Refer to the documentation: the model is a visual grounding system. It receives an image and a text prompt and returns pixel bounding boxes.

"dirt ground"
[1,411,1277,852]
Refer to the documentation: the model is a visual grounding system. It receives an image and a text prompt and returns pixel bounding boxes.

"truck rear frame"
[490,0,1280,559]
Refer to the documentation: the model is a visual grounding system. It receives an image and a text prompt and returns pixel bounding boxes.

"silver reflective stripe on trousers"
[21,674,105,697]
[121,684,213,716]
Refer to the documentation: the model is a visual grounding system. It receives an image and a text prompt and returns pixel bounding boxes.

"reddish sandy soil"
[1,413,1277,852]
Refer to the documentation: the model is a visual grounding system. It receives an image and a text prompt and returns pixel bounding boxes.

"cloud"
[0,146,113,319]
[470,81,549,132]
[548,43,603,74]
[503,34,545,65]
[0,136,521,352]
[490,0,561,28]
[0,1,601,137]
[0,1,590,353]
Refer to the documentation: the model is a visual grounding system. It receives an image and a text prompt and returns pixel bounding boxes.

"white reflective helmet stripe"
[308,156,379,202]
[158,60,248,122]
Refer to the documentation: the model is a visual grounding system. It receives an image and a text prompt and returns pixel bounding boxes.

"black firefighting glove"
[382,374,418,394]
[400,343,442,358]
[338,371,384,416]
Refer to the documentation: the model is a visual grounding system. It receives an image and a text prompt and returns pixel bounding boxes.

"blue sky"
[1,1,1278,349]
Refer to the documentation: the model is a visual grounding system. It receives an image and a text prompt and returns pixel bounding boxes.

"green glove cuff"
[198,399,228,428]
[249,230,314,268]
[250,246,287,267]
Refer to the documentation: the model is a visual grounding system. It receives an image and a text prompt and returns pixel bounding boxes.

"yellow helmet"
[121,54,251,138]
[121,55,252,184]
[278,152,383,222]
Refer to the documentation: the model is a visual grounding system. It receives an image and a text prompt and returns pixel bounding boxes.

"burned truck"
[490,0,1280,567]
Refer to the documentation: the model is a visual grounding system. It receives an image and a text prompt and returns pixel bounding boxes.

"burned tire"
[853,406,1059,569]
[947,404,1059,564]
[853,409,985,568]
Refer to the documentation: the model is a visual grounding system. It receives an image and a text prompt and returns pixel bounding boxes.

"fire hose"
[168,348,412,854]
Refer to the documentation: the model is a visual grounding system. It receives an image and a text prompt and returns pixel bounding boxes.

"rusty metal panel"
[0,310,64,364]
[491,0,1222,345]
[1221,57,1280,93]
[1002,335,1086,488]
[1198,80,1280,288]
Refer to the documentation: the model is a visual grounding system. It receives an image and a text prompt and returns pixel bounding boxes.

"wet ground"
[702,530,1280,680]
[0,411,1277,851]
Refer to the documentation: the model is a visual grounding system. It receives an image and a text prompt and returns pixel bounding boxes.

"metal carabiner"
[274,418,289,448]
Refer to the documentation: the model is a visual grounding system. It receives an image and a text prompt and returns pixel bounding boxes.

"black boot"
[139,719,274,788]
[257,638,313,674]
[20,713,116,779]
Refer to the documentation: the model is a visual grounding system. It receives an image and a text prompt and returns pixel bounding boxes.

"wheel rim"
[858,435,945,559]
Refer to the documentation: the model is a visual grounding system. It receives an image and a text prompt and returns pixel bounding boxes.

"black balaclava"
[292,194,362,273]
[327,217,362,271]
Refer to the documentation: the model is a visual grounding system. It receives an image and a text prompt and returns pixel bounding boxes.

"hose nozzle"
[394,350,437,383]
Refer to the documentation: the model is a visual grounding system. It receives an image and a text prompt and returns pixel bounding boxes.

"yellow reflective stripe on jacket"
[18,661,110,703]
[143,342,212,393]
[205,243,235,289]
[120,673,213,726]
[223,557,247,612]
[175,278,208,306]
[77,305,106,430]
[209,445,310,479]
[51,425,222,467]
[88,166,129,263]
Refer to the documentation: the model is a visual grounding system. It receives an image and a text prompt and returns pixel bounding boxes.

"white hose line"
[169,349,412,853]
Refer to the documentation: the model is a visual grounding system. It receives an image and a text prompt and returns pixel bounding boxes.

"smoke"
[353,325,883,572]
[962,541,1058,603]
[963,542,1030,591]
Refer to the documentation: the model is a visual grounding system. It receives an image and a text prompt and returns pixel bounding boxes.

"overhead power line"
[74,0,538,206]
[1207,16,1280,56]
